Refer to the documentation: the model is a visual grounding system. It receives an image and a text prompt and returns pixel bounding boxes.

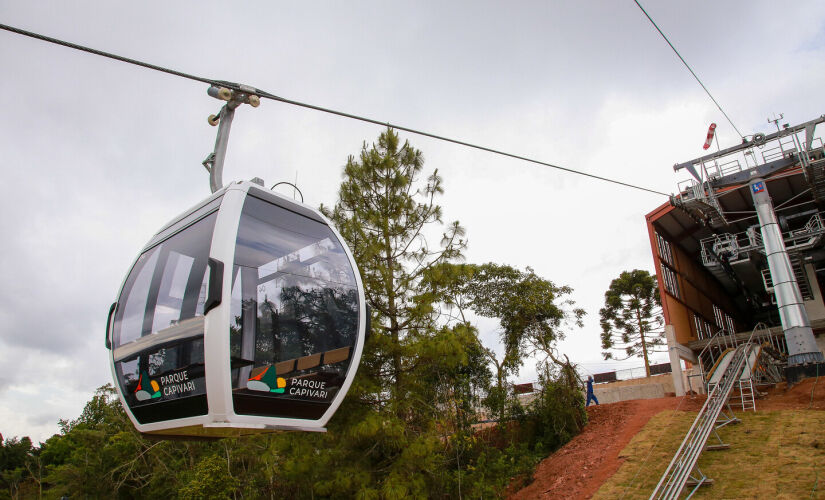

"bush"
[521,366,587,454]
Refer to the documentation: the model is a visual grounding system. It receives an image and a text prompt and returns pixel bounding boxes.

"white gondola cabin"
[105,181,366,437]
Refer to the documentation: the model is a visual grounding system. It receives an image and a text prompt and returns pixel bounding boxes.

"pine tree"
[599,269,665,377]
[323,127,466,408]
[316,128,475,496]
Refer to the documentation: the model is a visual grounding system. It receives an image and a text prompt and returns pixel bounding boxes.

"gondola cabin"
[105,181,366,437]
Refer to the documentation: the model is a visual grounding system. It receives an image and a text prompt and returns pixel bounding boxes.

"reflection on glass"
[153,251,195,332]
[257,237,353,285]
[149,347,179,375]
[230,276,357,364]
[118,248,160,345]
[112,212,217,348]
[234,196,356,287]
[230,195,360,418]
[112,210,218,421]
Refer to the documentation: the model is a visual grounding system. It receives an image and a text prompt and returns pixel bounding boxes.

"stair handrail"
[743,322,763,349]
[708,323,763,382]
[749,322,770,342]
[737,324,766,384]
[697,327,733,383]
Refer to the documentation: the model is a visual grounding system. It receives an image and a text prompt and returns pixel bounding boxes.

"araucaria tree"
[599,269,665,377]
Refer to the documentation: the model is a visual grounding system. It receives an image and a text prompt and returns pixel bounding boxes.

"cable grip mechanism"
[202,84,261,193]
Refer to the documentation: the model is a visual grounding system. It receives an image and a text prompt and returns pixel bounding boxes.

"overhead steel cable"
[0,22,215,86]
[632,0,744,139]
[0,22,670,197]
[256,88,671,196]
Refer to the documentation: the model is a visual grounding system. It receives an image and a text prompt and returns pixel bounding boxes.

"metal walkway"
[650,328,759,500]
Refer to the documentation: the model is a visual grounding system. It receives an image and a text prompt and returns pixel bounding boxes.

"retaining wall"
[589,373,674,404]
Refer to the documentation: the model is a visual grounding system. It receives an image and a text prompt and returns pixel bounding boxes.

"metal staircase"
[698,325,785,398]
[727,346,758,412]
[736,377,756,412]
[650,325,761,500]
[791,257,813,300]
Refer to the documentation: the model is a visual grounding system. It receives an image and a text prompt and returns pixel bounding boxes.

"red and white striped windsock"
[703,123,717,150]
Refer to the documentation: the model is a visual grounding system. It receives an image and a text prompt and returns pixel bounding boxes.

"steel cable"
[0,22,670,197]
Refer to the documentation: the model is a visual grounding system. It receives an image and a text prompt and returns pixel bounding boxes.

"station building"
[645,116,825,394]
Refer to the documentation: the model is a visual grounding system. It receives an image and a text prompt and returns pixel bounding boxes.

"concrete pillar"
[666,325,686,396]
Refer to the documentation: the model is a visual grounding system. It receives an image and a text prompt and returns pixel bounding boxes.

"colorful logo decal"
[752,181,765,194]
[134,371,162,401]
[247,365,287,393]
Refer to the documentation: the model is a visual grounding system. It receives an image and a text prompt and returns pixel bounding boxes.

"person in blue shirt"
[586,375,599,406]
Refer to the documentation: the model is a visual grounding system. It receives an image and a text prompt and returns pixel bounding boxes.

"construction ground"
[510,377,825,499]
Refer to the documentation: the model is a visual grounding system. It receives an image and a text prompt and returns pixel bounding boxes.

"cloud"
[0,374,10,396]
[0,341,110,442]
[28,413,60,428]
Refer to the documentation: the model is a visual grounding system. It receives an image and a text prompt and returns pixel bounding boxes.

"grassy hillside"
[593,409,825,499]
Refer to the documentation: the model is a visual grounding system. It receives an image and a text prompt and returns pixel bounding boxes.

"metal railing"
[699,211,825,269]
[673,120,825,237]
[698,325,787,377]
[676,179,704,202]
[759,137,799,163]
[592,363,672,383]
[696,327,737,385]
[786,213,825,251]
[761,259,813,300]
[693,136,823,183]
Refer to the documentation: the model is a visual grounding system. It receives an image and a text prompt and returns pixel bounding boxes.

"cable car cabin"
[105,181,366,438]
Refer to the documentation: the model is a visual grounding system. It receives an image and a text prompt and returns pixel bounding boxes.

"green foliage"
[522,365,588,452]
[177,455,238,499]
[0,435,33,500]
[599,269,665,376]
[425,261,585,420]
[456,263,585,360]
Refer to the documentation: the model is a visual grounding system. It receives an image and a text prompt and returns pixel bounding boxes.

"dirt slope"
[510,377,825,500]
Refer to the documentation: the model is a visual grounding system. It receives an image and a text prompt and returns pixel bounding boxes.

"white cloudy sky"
[1,1,824,442]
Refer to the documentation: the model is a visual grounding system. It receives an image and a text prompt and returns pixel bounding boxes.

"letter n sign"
[752,181,765,194]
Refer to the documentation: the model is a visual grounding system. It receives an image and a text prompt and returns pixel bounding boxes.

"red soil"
[754,377,825,410]
[509,377,825,500]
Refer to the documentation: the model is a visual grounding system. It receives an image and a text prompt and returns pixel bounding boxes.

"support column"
[750,178,825,365]
[666,325,686,396]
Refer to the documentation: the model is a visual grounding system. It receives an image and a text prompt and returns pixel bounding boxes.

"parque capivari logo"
[134,371,162,401]
[247,365,286,393]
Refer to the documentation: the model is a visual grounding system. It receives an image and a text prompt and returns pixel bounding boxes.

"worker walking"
[586,375,599,406]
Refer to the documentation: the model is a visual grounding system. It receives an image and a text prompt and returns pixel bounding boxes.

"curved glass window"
[230,195,359,420]
[112,211,218,423]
